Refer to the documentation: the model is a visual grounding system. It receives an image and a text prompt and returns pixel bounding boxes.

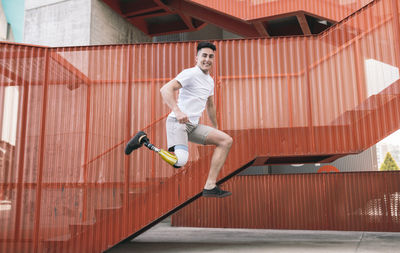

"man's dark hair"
[197,41,216,53]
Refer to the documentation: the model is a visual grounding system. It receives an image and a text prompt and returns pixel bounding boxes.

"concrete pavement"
[107,221,400,253]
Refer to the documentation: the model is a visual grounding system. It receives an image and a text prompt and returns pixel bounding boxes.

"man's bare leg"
[203,129,233,190]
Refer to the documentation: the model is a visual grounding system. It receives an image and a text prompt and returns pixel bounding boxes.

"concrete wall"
[24,0,91,46]
[90,0,150,45]
[24,0,150,46]
[0,1,9,41]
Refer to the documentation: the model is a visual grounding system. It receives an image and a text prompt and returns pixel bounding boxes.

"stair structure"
[1,0,400,253]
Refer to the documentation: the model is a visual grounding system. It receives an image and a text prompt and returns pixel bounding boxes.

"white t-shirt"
[169,66,214,124]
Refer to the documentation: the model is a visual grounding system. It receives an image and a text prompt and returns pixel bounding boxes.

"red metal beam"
[153,0,171,9]
[33,50,50,253]
[253,22,270,37]
[180,13,195,29]
[297,13,312,35]
[0,65,28,86]
[165,0,261,37]
[127,18,149,34]
[124,46,134,236]
[126,9,168,20]
[12,47,37,242]
[49,52,91,86]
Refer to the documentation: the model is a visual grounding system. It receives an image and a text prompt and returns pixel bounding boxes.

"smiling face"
[196,47,215,74]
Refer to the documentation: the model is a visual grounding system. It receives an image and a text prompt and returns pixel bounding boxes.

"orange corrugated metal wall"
[0,0,400,252]
[173,0,400,231]
[172,172,400,231]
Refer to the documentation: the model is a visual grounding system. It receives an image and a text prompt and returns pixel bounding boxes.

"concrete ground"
[107,220,400,253]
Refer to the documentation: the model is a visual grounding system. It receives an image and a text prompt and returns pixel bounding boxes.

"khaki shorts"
[166,116,214,151]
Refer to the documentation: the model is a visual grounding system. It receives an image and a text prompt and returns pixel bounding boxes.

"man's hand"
[175,110,189,124]
[160,80,189,123]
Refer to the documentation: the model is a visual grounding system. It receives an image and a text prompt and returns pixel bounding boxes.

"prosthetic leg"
[124,131,178,166]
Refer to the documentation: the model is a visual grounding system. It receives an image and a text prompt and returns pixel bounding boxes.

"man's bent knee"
[217,135,233,149]
[205,130,233,148]
[226,136,233,147]
[174,145,189,167]
[223,136,233,149]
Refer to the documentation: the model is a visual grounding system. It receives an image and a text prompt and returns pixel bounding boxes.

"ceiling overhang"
[89,0,369,37]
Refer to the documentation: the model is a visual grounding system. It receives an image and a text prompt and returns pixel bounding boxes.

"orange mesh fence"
[172,172,400,231]
[0,0,399,252]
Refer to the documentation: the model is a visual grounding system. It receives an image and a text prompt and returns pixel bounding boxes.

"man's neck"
[196,65,209,75]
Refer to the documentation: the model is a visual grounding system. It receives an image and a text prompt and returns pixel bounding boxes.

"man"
[160,41,233,198]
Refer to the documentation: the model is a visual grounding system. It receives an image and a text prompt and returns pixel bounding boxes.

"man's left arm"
[206,96,218,129]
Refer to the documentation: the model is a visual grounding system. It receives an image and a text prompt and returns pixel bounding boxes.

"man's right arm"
[160,79,189,123]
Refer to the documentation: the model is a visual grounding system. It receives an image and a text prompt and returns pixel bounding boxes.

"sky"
[2,0,25,42]
[379,129,400,146]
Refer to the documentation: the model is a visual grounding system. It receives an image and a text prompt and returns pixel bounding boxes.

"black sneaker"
[202,186,232,198]
[125,131,148,155]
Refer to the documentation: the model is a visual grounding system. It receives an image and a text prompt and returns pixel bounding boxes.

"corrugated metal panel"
[189,0,374,22]
[173,0,400,230]
[0,0,399,252]
[172,172,400,231]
